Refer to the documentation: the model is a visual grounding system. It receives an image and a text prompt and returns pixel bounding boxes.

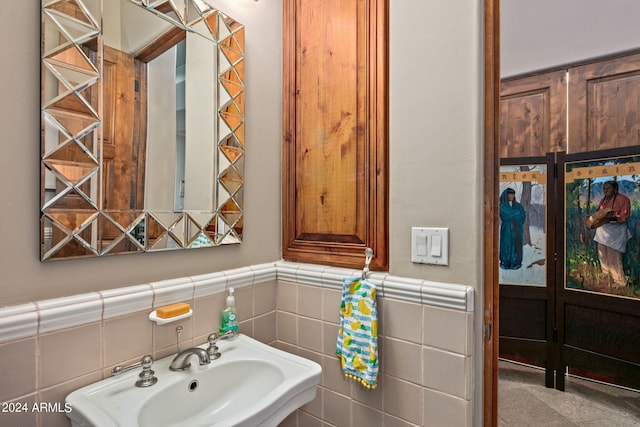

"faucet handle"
[111,355,158,388]
[111,354,150,375]
[135,355,158,388]
[207,330,238,360]
[207,333,222,360]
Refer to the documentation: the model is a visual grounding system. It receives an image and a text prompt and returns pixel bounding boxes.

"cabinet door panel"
[282,0,388,269]
[569,53,640,153]
[500,71,567,157]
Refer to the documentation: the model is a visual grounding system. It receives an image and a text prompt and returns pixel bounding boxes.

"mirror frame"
[40,0,245,261]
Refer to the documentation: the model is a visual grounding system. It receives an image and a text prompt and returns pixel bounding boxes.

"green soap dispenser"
[219,287,239,335]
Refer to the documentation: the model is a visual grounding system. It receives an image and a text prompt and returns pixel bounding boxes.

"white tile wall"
[0,303,38,344]
[274,261,474,427]
[222,266,255,289]
[37,293,103,334]
[150,277,194,308]
[423,305,474,356]
[101,285,154,319]
[0,260,474,427]
[191,271,227,299]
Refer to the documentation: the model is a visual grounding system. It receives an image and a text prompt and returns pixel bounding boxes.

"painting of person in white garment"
[593,180,633,287]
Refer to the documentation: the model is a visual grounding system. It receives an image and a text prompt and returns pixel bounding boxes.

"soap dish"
[149,309,193,325]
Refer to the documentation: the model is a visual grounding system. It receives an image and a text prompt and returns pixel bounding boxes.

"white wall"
[146,47,179,211]
[389,1,484,424]
[183,31,216,211]
[502,0,640,77]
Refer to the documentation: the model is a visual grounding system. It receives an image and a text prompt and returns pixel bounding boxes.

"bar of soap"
[156,303,190,319]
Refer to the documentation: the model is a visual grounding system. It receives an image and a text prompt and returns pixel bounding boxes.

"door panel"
[565,304,640,364]
[282,0,388,270]
[500,71,567,157]
[499,285,551,389]
[557,148,640,391]
[499,155,555,388]
[500,293,547,341]
[102,46,146,213]
[568,52,640,153]
[559,298,640,390]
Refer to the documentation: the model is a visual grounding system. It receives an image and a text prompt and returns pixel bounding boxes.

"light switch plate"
[411,227,449,265]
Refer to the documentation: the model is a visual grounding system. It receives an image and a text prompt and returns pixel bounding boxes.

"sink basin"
[66,334,322,427]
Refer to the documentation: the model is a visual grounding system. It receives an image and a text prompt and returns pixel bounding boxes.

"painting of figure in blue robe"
[500,187,526,270]
[499,164,547,286]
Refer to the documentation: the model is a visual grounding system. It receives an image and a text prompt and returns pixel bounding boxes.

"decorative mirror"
[40,0,245,260]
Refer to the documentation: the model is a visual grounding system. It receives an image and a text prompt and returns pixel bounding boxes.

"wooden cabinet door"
[282,0,388,269]
[500,70,567,157]
[569,52,640,153]
[102,46,147,214]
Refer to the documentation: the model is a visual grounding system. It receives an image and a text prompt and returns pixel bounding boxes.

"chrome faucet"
[169,347,211,371]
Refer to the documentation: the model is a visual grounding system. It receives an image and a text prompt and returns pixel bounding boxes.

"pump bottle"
[219,287,239,335]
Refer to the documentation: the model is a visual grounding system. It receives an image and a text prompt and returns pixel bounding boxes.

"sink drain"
[188,380,199,392]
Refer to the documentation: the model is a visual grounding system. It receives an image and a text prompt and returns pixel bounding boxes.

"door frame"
[483,0,500,425]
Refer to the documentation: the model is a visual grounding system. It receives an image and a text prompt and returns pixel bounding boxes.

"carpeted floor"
[498,360,640,426]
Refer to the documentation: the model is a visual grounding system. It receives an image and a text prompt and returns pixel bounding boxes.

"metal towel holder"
[362,248,374,279]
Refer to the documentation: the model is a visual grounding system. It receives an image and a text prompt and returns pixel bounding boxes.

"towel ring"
[362,248,374,279]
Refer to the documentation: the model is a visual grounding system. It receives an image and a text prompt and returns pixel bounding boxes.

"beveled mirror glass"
[40,0,245,260]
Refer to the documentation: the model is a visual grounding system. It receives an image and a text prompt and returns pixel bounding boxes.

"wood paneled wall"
[500,71,566,157]
[282,0,388,269]
[500,51,640,156]
[569,52,640,153]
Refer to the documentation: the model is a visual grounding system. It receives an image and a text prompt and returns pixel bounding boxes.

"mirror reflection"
[40,0,245,260]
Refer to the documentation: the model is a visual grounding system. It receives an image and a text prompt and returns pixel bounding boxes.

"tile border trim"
[275,261,473,312]
[0,261,473,344]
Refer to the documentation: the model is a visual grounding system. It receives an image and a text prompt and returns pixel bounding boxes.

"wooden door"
[282,0,388,270]
[102,45,147,214]
[101,46,147,246]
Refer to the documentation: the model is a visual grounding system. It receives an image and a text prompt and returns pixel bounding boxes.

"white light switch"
[411,227,449,265]
[417,235,428,256]
[431,235,442,256]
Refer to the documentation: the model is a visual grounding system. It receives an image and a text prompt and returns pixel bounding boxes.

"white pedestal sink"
[66,334,322,427]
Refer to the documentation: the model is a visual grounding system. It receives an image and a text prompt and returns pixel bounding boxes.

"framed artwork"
[564,154,640,300]
[499,164,547,286]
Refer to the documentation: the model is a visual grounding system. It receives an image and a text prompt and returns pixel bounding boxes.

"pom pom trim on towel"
[344,373,377,389]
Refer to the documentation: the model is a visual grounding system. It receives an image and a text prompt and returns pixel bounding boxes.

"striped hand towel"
[335,276,379,389]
